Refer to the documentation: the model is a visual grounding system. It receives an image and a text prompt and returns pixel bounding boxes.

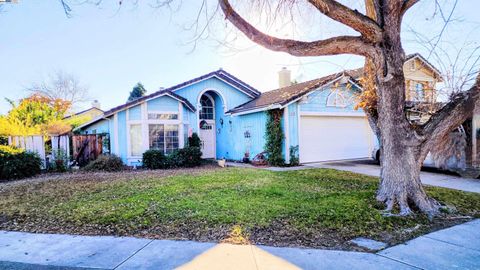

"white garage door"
[299,115,375,163]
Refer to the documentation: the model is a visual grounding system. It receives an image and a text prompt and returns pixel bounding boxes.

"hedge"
[0,145,42,180]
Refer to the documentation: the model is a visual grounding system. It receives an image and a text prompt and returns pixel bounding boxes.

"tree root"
[376,193,439,219]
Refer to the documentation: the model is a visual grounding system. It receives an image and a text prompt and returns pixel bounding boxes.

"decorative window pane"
[129,124,142,156]
[199,95,214,120]
[165,125,179,154]
[148,113,178,120]
[149,124,165,150]
[326,91,346,107]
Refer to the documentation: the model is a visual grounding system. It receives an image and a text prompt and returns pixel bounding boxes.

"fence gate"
[72,134,106,166]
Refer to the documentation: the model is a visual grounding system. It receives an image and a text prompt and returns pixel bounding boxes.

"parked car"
[372,125,467,170]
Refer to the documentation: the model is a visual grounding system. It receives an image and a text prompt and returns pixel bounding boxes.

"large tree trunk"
[376,135,440,216]
[373,8,440,217]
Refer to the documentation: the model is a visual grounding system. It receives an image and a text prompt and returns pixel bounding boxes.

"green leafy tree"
[127,82,147,102]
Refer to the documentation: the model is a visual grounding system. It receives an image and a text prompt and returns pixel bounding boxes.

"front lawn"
[0,167,479,250]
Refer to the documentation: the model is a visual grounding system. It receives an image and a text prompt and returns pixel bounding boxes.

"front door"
[199,121,215,159]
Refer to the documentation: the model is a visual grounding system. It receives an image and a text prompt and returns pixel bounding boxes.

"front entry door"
[199,121,215,159]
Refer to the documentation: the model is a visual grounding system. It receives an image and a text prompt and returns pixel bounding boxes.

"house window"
[149,124,179,154]
[415,83,424,101]
[148,113,178,120]
[199,95,214,120]
[326,91,347,107]
[129,124,142,157]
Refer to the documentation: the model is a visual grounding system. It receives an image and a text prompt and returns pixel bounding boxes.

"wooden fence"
[72,134,108,166]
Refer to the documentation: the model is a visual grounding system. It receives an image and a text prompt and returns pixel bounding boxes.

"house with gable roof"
[76,53,443,166]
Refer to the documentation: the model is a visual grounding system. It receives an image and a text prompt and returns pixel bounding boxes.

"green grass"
[1,167,479,248]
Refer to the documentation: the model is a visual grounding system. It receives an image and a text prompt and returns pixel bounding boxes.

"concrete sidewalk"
[0,219,479,270]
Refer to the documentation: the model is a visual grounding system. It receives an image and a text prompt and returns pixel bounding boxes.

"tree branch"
[219,0,377,58]
[307,0,382,42]
[421,73,480,156]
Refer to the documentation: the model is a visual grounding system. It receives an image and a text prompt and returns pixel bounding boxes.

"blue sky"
[0,1,479,114]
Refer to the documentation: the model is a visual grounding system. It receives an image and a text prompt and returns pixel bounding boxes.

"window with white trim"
[326,91,347,107]
[129,124,142,156]
[199,95,214,120]
[148,113,178,120]
[149,124,179,154]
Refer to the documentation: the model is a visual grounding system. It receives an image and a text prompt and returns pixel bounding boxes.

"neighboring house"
[75,54,443,166]
[403,53,444,124]
[64,100,104,122]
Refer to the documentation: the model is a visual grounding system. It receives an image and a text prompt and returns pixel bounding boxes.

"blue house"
[76,68,377,165]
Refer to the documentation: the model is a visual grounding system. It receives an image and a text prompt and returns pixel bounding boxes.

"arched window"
[199,94,214,120]
[326,91,347,108]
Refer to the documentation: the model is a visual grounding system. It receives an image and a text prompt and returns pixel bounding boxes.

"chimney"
[278,67,291,88]
[92,100,101,109]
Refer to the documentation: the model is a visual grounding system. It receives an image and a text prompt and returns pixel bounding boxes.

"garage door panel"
[299,116,374,163]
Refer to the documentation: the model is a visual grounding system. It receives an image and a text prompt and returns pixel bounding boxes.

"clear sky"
[1,1,479,114]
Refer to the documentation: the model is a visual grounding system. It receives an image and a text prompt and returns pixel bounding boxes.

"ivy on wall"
[265,109,285,166]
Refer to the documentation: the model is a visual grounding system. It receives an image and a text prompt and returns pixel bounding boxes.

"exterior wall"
[82,119,110,134]
[128,105,142,120]
[284,103,299,163]
[219,111,268,161]
[404,58,439,103]
[299,85,361,114]
[117,110,127,163]
[147,96,179,112]
[175,77,253,136]
[79,76,257,165]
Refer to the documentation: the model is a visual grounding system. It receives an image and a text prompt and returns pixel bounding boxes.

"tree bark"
[372,3,440,216]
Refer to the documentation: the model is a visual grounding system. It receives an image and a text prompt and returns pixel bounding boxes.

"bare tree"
[59,0,480,217]
[216,0,480,217]
[26,70,91,111]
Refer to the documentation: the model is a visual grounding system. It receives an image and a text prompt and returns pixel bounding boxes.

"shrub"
[143,149,166,169]
[83,154,124,172]
[265,109,285,166]
[0,146,42,180]
[289,145,299,166]
[188,133,201,147]
[166,147,203,168]
[179,146,202,167]
[144,147,202,170]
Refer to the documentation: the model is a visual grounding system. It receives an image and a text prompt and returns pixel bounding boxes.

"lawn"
[0,166,479,250]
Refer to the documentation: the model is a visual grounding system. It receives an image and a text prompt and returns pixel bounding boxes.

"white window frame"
[126,103,184,159]
[326,91,347,108]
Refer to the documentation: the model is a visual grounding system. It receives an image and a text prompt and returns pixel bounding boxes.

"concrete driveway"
[308,159,480,193]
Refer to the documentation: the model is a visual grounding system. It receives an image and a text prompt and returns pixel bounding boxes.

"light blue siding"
[117,111,127,163]
[287,103,299,150]
[216,109,267,161]
[82,119,109,134]
[300,85,360,113]
[174,77,253,136]
[147,96,179,112]
[128,105,141,120]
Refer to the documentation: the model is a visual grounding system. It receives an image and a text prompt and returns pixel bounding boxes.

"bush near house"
[83,154,124,172]
[0,145,42,180]
[143,146,203,169]
[188,133,201,147]
[143,150,166,169]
